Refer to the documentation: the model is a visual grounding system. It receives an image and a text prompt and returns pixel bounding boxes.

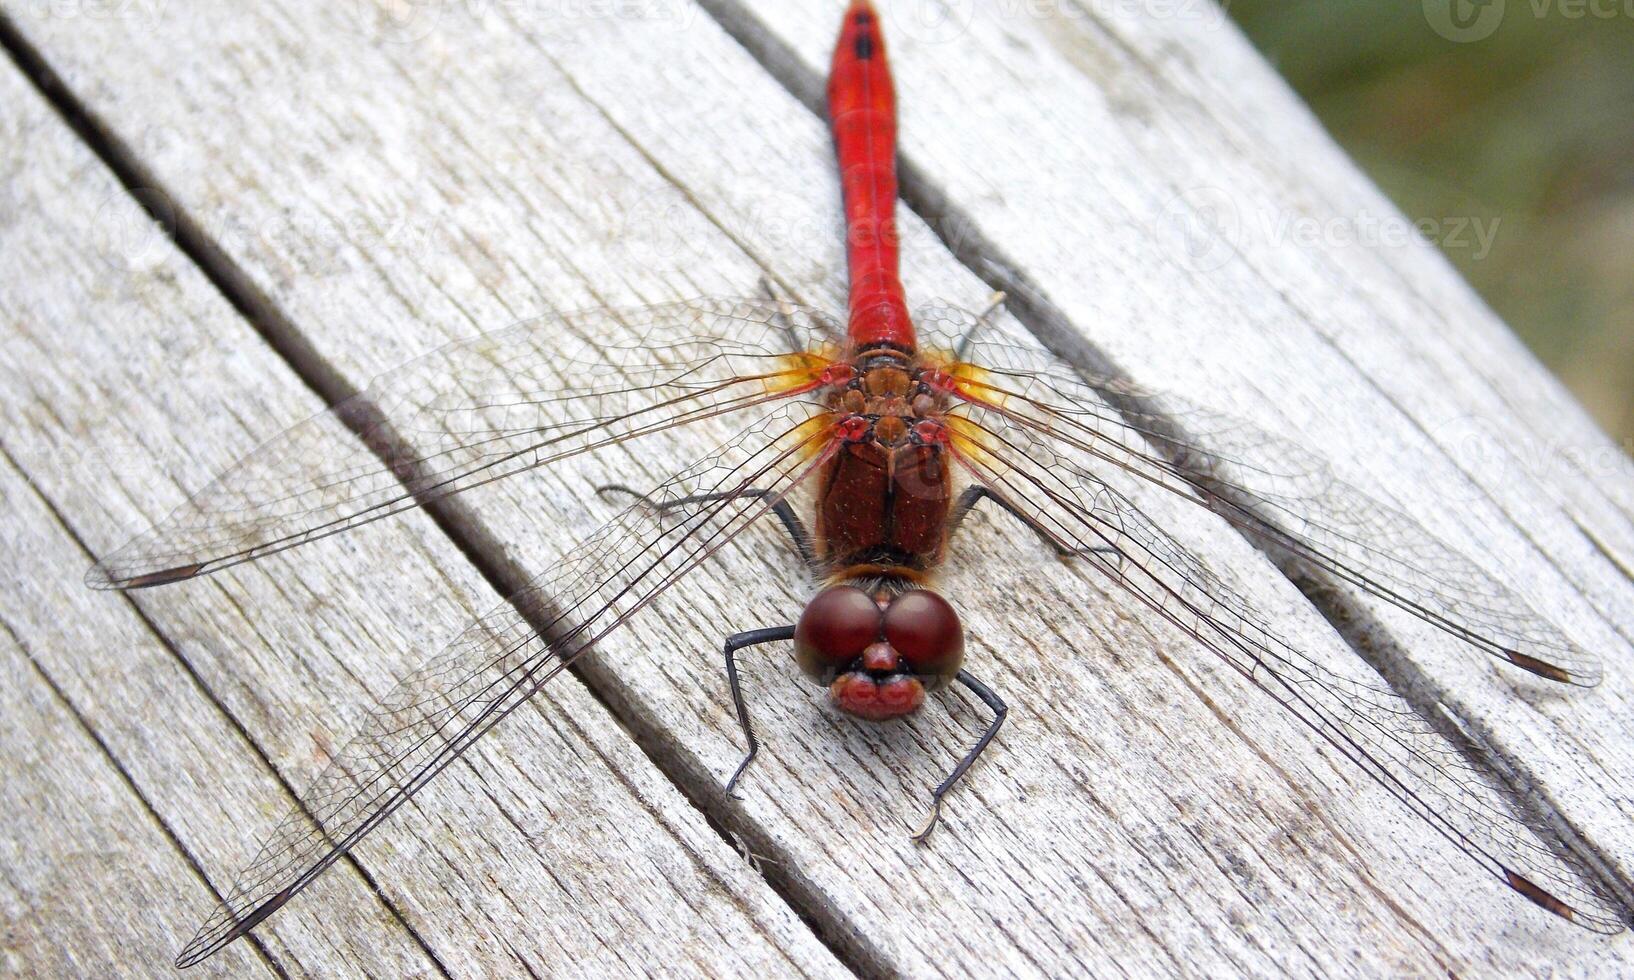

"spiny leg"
[601,480,814,794]
[597,483,819,569]
[912,670,1008,844]
[946,485,1117,561]
[722,625,796,796]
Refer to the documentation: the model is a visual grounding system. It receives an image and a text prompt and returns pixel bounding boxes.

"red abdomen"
[829,0,913,352]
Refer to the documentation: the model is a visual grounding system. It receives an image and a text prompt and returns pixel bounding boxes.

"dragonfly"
[89,0,1626,967]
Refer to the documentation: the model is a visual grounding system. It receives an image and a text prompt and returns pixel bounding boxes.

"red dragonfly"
[90,1,1624,966]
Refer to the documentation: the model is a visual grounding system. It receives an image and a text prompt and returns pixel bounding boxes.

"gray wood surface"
[1,0,1630,976]
[0,49,841,979]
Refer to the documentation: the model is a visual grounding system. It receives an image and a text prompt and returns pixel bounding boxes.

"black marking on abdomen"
[854,33,875,60]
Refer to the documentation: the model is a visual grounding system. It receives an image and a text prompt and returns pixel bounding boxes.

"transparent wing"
[92,297,839,589]
[918,307,1600,688]
[176,400,833,967]
[943,386,1626,933]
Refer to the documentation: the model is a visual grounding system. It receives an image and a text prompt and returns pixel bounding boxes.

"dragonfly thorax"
[794,583,964,720]
[823,350,951,420]
[813,353,958,576]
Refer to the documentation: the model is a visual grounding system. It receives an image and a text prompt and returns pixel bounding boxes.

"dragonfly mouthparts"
[830,669,926,721]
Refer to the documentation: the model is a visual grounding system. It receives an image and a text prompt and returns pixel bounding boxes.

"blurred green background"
[1227,1,1633,446]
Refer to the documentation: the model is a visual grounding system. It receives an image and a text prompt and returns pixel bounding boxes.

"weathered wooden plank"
[0,51,842,977]
[0,61,443,978]
[0,456,274,979]
[478,0,1634,969]
[3,0,1629,977]
[723,0,1634,957]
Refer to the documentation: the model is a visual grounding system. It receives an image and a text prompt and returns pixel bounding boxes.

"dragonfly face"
[794,584,965,721]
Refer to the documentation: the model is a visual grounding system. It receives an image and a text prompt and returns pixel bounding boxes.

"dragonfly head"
[794,584,964,720]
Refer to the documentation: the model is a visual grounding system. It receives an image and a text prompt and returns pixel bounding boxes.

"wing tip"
[1503,866,1627,935]
[174,932,226,970]
[83,562,117,590]
[176,889,292,968]
[85,561,206,590]
[1505,867,1577,922]
[1505,649,1602,688]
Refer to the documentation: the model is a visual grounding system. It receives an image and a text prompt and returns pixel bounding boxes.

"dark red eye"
[794,586,882,680]
[882,590,963,678]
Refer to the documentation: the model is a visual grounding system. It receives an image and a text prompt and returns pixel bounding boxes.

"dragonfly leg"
[722,625,797,797]
[912,669,1008,844]
[947,485,1116,561]
[598,483,819,568]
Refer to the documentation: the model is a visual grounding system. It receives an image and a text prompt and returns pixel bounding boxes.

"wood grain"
[0,0,1629,975]
[0,51,841,978]
[724,0,1634,947]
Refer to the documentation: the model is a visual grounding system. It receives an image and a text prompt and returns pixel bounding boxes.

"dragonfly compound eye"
[794,585,882,680]
[883,590,964,681]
